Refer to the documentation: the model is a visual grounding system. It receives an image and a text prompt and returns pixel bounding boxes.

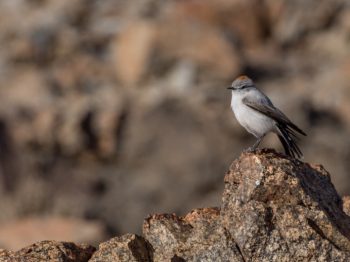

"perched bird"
[227,76,306,158]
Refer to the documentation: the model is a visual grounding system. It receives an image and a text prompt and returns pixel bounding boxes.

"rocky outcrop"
[143,149,350,261]
[0,241,95,262]
[220,149,350,261]
[143,209,244,262]
[1,149,350,261]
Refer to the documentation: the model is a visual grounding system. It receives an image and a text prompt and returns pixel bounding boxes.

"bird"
[227,76,306,158]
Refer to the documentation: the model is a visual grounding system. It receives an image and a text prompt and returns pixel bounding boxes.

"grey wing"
[242,96,306,136]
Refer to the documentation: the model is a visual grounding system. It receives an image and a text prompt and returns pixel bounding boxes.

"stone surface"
[221,149,350,261]
[143,213,192,261]
[89,234,153,262]
[0,249,30,262]
[143,209,244,262]
[0,241,96,262]
[143,149,350,261]
[162,254,186,262]
[343,196,350,217]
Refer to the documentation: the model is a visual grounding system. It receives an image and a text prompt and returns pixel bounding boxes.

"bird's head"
[227,76,255,90]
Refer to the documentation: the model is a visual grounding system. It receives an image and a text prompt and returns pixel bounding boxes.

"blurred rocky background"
[0,0,349,251]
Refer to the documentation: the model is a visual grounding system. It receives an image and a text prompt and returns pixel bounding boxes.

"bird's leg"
[247,134,266,152]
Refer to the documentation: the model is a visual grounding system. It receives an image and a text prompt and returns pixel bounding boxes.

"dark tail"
[276,124,303,158]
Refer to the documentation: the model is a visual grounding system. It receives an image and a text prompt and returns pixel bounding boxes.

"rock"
[182,207,243,262]
[162,254,186,262]
[1,241,96,262]
[343,196,350,217]
[143,213,192,261]
[185,241,243,262]
[143,149,350,261]
[89,234,153,262]
[0,249,29,262]
[0,241,95,262]
[222,149,350,261]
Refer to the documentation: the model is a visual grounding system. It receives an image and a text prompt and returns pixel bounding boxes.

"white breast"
[230,91,277,138]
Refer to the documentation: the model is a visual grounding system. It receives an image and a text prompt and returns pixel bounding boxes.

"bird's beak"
[227,87,234,90]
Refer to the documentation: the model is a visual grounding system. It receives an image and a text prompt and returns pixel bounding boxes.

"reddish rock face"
[143,208,243,262]
[89,234,153,262]
[143,149,350,261]
[221,149,350,261]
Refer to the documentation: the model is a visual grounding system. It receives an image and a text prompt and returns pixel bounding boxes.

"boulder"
[143,149,350,261]
[89,234,153,262]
